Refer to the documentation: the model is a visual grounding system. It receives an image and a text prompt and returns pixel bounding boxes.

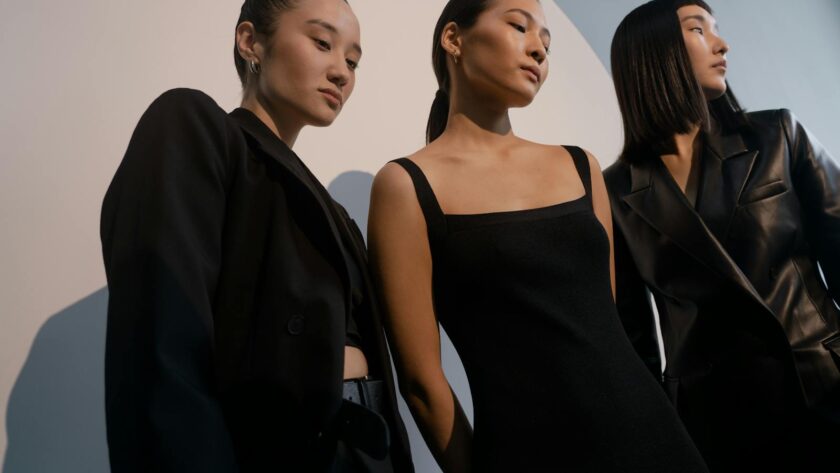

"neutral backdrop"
[1,1,837,471]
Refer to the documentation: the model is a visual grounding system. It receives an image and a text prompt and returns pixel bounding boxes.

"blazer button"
[287,315,305,335]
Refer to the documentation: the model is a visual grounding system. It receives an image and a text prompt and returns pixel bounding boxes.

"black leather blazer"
[604,109,840,412]
[101,89,413,472]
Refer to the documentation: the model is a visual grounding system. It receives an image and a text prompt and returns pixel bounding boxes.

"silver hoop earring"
[248,60,261,74]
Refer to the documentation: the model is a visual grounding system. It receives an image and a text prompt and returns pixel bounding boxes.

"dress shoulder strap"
[563,145,592,206]
[390,158,447,243]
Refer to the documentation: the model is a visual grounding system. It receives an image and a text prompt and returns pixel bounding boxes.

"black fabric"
[101,89,412,473]
[392,146,709,472]
[300,157,366,349]
[604,109,840,472]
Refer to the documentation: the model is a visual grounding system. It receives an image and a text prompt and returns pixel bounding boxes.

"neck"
[240,89,302,148]
[437,84,516,150]
[671,124,702,161]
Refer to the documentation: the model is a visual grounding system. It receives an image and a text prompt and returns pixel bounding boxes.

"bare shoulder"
[514,139,599,164]
[372,160,416,203]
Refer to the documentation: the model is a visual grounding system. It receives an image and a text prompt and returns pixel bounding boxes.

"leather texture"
[604,109,840,470]
[605,108,840,405]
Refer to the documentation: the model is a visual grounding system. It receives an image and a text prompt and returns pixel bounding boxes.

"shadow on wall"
[3,287,109,473]
[3,171,438,473]
[327,170,375,238]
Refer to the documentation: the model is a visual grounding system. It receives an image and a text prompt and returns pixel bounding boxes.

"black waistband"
[336,378,391,460]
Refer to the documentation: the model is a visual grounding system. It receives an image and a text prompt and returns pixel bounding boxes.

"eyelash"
[509,22,550,54]
[314,38,359,71]
[690,27,704,35]
[314,38,331,51]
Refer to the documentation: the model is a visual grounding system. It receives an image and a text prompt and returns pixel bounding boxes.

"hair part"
[426,0,495,143]
[611,0,746,163]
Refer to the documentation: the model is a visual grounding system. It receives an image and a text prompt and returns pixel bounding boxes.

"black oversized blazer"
[604,109,840,456]
[101,89,412,472]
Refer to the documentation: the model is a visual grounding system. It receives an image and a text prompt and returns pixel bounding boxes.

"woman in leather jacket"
[605,1,840,471]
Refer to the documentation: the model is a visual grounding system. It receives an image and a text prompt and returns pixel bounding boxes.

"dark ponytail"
[425,0,493,143]
[427,89,451,144]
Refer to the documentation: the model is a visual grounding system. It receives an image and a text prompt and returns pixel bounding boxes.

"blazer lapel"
[229,108,351,291]
[623,159,766,305]
[696,130,758,243]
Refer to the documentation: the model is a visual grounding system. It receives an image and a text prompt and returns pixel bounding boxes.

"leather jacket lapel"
[697,130,758,244]
[623,160,767,306]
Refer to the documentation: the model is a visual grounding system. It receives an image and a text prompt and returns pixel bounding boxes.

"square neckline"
[392,145,594,239]
[399,146,590,217]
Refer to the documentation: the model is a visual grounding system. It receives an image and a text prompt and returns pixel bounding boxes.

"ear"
[236,21,262,63]
[440,21,462,61]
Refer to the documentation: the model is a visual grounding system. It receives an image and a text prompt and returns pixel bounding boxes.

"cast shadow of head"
[3,287,110,473]
[327,170,375,237]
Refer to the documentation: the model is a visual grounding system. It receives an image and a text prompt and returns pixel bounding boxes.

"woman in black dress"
[100,1,412,471]
[605,1,840,471]
[367,0,708,471]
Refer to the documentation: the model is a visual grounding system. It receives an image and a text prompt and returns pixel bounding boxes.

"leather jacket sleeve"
[613,222,662,380]
[784,109,840,302]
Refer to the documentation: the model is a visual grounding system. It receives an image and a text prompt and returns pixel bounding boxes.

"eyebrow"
[505,8,552,40]
[306,19,362,55]
[680,14,719,32]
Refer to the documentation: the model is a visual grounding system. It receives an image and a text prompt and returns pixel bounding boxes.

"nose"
[528,40,546,65]
[327,56,350,89]
[715,34,730,56]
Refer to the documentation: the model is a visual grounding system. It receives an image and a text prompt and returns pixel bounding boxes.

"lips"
[319,88,343,107]
[521,65,541,83]
[712,59,727,71]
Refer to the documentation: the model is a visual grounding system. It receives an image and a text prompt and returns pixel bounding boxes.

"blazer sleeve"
[100,89,239,472]
[783,109,840,302]
[613,222,662,381]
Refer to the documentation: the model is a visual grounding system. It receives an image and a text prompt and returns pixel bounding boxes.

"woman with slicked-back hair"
[367,1,709,471]
[100,1,413,471]
[606,0,840,471]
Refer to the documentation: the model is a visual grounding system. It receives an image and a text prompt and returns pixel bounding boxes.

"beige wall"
[0,1,620,470]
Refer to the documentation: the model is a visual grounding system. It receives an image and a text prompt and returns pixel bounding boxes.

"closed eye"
[509,22,526,33]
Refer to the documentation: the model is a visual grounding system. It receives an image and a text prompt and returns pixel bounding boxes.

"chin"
[703,81,727,101]
[307,110,340,128]
[508,87,538,108]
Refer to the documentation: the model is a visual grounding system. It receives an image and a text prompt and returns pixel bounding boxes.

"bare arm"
[368,162,473,473]
[585,150,617,301]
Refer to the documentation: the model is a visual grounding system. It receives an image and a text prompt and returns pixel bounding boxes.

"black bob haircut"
[611,0,747,163]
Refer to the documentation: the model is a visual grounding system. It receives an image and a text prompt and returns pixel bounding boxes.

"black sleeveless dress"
[392,147,709,472]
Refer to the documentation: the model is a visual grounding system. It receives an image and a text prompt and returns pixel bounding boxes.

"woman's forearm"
[402,378,473,473]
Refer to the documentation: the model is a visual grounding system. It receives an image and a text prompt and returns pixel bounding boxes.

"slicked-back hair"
[611,0,746,163]
[234,0,349,88]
